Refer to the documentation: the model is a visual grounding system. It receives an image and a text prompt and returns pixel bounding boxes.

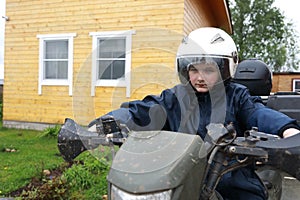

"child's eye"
[188,65,198,72]
[204,68,215,73]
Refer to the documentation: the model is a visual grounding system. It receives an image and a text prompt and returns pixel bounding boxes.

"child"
[90,27,299,199]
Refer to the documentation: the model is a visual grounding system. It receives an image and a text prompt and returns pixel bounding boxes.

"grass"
[0,124,64,195]
[0,120,111,199]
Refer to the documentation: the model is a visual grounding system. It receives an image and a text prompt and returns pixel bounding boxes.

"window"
[37,33,76,96]
[98,38,126,80]
[293,79,300,92]
[90,30,135,97]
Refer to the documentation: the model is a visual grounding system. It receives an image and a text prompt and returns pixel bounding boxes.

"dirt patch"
[7,162,75,198]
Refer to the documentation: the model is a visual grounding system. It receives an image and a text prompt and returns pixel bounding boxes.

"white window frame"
[292,79,300,92]
[90,30,135,97]
[37,33,76,96]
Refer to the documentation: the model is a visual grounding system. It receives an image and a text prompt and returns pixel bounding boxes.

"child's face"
[188,63,220,93]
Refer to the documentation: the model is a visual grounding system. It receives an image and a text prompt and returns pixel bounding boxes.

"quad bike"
[57,116,300,200]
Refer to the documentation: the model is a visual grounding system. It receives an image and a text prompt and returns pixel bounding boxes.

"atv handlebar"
[57,118,126,162]
[57,118,300,181]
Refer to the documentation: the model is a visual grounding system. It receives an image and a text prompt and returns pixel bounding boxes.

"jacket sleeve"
[237,89,299,136]
[232,83,299,136]
[247,105,299,136]
[103,88,179,131]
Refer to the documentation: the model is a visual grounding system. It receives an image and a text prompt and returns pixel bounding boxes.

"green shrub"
[39,125,61,138]
[62,153,110,198]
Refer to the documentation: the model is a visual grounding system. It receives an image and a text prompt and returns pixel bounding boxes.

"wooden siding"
[272,73,300,92]
[184,0,231,35]
[184,0,211,35]
[4,0,186,126]
[4,0,231,127]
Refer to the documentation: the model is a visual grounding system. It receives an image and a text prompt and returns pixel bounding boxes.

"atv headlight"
[111,184,172,200]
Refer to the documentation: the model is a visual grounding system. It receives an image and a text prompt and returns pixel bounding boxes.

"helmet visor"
[177,55,231,81]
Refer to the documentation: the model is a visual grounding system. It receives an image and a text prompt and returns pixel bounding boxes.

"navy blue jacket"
[105,82,298,199]
[109,82,297,138]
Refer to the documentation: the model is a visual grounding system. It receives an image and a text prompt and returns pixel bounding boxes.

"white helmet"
[176,27,238,84]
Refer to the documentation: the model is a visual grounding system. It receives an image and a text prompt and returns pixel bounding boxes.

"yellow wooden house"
[3,0,232,129]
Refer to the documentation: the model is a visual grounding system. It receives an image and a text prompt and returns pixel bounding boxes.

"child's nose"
[196,71,205,79]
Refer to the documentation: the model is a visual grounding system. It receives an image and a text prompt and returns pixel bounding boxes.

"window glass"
[293,79,300,92]
[44,40,68,79]
[45,40,68,59]
[44,61,68,79]
[97,38,126,80]
[98,38,125,58]
[98,60,125,79]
